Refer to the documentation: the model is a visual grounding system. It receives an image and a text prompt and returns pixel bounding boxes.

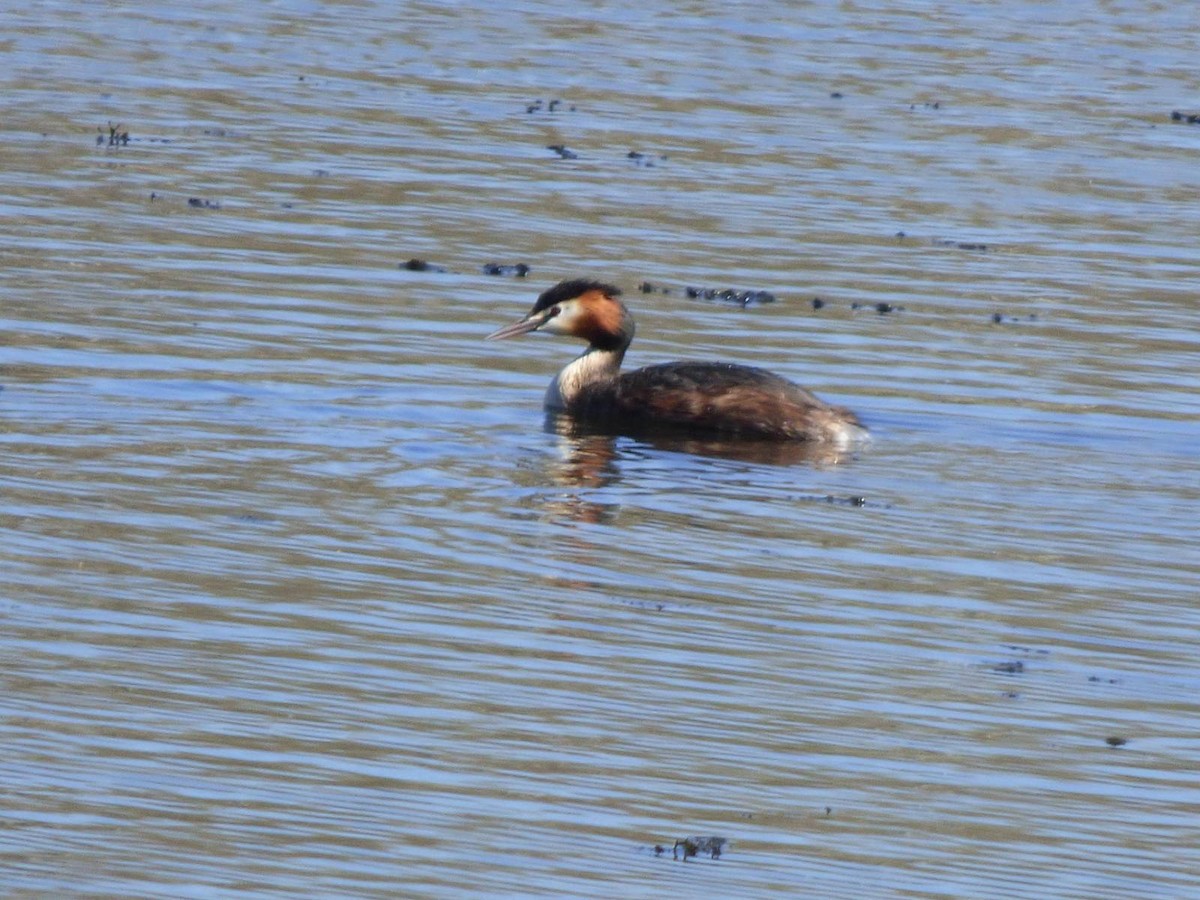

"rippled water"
[4,2,1199,897]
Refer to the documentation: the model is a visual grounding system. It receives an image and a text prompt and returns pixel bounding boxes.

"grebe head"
[486,279,633,352]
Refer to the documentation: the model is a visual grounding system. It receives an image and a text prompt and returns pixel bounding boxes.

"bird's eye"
[549,306,561,317]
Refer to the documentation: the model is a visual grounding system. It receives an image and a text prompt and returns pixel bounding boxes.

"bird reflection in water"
[545,411,861,476]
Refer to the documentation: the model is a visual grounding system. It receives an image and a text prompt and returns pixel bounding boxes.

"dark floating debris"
[851,301,905,314]
[992,660,1025,675]
[1170,110,1200,124]
[640,282,771,304]
[97,121,130,147]
[910,101,942,110]
[811,297,826,310]
[623,598,668,613]
[546,144,578,159]
[992,312,1039,324]
[1004,644,1049,655]
[627,150,668,167]
[482,262,530,277]
[935,238,990,252]
[187,197,221,209]
[998,645,1043,687]
[1105,736,1128,748]
[685,286,776,306]
[401,259,446,273]
[808,494,868,507]
[667,836,727,861]
[830,91,844,99]
[526,98,576,114]
[790,493,869,507]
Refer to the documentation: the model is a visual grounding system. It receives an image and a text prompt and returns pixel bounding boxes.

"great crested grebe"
[487,279,867,444]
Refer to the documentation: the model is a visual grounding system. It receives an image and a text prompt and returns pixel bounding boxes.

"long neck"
[544,345,627,410]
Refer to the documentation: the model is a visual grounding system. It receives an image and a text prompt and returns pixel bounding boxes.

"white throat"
[544,347,623,410]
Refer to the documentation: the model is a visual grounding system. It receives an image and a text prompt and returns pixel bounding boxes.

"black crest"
[531,279,621,314]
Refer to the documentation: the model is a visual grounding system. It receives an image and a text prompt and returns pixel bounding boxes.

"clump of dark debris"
[685,286,777,306]
[850,301,904,314]
[1170,110,1200,124]
[97,122,129,147]
[526,98,576,114]
[934,238,990,252]
[482,263,531,277]
[654,836,727,861]
[401,259,447,273]
[627,150,667,167]
[820,494,868,507]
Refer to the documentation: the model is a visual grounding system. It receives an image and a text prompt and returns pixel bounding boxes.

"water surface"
[3,2,1199,897]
